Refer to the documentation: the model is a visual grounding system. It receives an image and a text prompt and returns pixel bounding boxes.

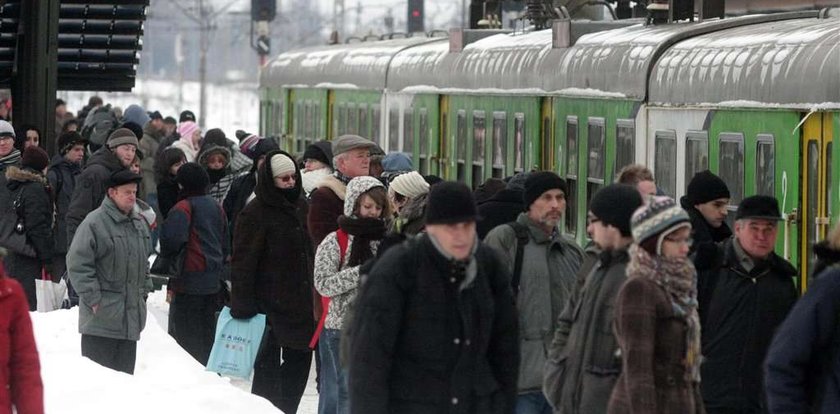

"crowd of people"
[1,96,840,414]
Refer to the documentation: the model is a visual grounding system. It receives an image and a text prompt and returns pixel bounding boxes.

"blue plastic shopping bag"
[206,306,266,378]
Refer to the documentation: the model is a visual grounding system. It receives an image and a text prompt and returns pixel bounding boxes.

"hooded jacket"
[67,196,152,341]
[197,144,240,204]
[313,177,383,330]
[47,155,82,254]
[4,166,54,309]
[0,275,43,414]
[484,213,583,394]
[66,146,126,244]
[697,238,797,413]
[229,150,315,350]
[477,189,525,240]
[0,149,20,222]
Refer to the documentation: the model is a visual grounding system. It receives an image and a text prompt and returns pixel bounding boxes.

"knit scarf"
[337,215,386,267]
[0,149,21,167]
[334,170,353,185]
[626,245,702,383]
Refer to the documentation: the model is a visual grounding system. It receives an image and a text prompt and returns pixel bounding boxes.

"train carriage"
[259,10,840,287]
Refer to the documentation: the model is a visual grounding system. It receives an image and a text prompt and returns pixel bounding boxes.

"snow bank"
[31,303,282,413]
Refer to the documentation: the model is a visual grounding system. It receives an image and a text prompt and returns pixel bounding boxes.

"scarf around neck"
[337,215,386,267]
[0,149,21,167]
[626,245,702,383]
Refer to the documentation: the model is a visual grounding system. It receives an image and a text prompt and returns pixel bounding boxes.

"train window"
[404,108,414,153]
[542,117,552,170]
[358,104,368,138]
[685,131,709,191]
[718,133,745,223]
[566,116,578,237]
[473,111,486,188]
[440,111,448,174]
[295,101,304,153]
[514,113,525,172]
[306,101,314,140]
[492,112,507,178]
[313,102,321,141]
[755,134,775,196]
[371,104,381,143]
[654,130,677,197]
[457,110,467,182]
[615,119,635,173]
[389,107,399,151]
[347,103,358,135]
[419,108,429,175]
[587,118,606,224]
[275,100,284,134]
[338,103,347,137]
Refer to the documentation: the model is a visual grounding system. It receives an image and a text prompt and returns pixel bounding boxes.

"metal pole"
[198,0,208,129]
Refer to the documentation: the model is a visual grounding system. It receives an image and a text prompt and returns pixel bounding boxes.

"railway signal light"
[407,0,424,33]
[251,0,276,22]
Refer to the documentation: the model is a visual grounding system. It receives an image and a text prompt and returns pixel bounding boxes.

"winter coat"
[765,256,840,414]
[170,139,198,163]
[308,174,347,248]
[4,167,54,290]
[0,276,43,414]
[67,196,152,341]
[197,144,241,204]
[477,189,524,240]
[544,247,631,414]
[229,150,315,350]
[47,155,81,254]
[313,177,384,330]
[697,238,797,413]
[66,146,126,245]
[484,213,583,393]
[607,276,705,414]
[156,175,179,220]
[302,167,332,198]
[680,197,732,263]
[812,241,840,280]
[160,195,227,295]
[139,123,164,198]
[0,150,20,225]
[222,171,256,233]
[348,234,520,414]
[228,147,253,175]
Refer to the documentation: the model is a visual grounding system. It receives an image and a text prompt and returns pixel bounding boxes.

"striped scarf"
[627,245,702,382]
[0,149,21,167]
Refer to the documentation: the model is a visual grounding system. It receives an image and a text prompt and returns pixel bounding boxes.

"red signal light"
[412,9,421,17]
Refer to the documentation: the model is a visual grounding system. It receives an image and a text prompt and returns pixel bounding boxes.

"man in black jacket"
[697,195,797,414]
[680,170,732,261]
[349,181,519,414]
[47,131,87,279]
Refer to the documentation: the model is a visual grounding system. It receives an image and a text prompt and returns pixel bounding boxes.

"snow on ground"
[31,288,320,414]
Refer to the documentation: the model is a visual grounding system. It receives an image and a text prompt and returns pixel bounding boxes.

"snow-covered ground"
[31,288,319,414]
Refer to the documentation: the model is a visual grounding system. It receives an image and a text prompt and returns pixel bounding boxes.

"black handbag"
[0,189,36,258]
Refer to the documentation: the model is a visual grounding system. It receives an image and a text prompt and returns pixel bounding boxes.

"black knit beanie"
[203,128,229,148]
[686,170,730,205]
[589,184,643,237]
[175,162,210,194]
[523,171,568,210]
[425,181,479,225]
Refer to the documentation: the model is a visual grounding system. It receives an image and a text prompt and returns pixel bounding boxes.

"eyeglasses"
[0,135,13,142]
[664,236,693,247]
[276,174,296,183]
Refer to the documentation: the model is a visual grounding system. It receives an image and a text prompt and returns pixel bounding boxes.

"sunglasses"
[276,174,296,183]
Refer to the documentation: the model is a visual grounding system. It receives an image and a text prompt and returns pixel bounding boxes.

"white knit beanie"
[389,171,429,199]
[270,153,296,177]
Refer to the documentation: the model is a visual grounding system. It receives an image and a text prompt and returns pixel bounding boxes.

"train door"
[438,95,449,177]
[800,112,834,293]
[540,97,554,171]
[327,90,336,141]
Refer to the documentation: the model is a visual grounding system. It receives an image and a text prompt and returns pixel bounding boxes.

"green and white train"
[258,10,840,290]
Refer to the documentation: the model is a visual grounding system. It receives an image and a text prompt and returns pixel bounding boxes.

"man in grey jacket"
[485,171,583,414]
[543,184,642,414]
[67,170,152,374]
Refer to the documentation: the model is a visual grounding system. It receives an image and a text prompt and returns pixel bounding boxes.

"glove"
[229,305,258,320]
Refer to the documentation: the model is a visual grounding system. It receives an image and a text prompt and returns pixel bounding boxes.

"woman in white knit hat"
[387,171,429,217]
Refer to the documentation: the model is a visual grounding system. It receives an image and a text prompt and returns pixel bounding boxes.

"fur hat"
[590,184,643,237]
[523,171,567,210]
[686,170,730,205]
[270,153,296,178]
[175,162,210,193]
[21,146,49,171]
[631,196,691,255]
[390,171,430,199]
[425,181,479,225]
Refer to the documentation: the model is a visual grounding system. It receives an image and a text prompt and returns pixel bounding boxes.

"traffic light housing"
[252,0,276,22]
[407,0,424,33]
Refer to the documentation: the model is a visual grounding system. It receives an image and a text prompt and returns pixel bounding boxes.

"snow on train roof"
[261,37,442,90]
[649,17,840,108]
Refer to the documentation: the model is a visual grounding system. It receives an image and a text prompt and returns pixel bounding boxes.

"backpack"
[309,229,350,349]
[80,104,119,148]
[507,221,530,297]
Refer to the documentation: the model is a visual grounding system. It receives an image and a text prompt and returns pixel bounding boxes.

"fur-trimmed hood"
[196,143,232,169]
[317,174,347,201]
[5,165,46,185]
